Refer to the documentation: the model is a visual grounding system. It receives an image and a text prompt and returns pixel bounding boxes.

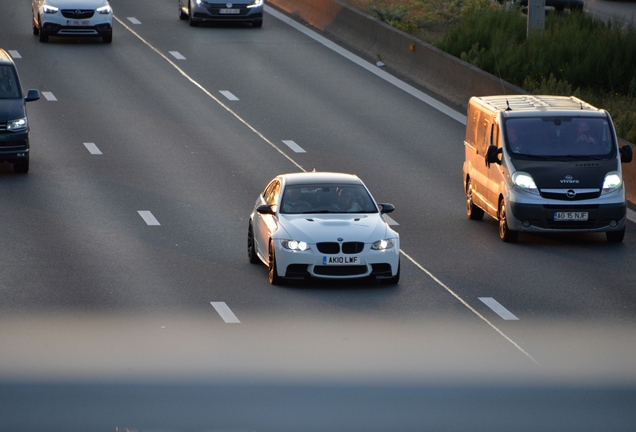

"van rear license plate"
[554,212,588,221]
[220,8,240,13]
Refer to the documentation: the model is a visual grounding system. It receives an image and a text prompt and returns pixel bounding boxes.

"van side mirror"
[25,89,40,102]
[620,144,633,163]
[486,145,502,168]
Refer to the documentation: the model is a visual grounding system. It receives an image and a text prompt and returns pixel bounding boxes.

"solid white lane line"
[220,91,239,101]
[114,15,304,172]
[478,297,519,321]
[83,142,102,155]
[401,250,538,364]
[382,214,399,226]
[116,14,536,366]
[138,211,160,226]
[42,92,57,101]
[627,207,636,224]
[210,302,241,323]
[265,6,466,125]
[8,50,21,59]
[127,17,141,24]
[169,51,186,60]
[282,140,306,153]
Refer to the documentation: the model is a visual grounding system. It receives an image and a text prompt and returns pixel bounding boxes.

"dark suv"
[0,49,39,173]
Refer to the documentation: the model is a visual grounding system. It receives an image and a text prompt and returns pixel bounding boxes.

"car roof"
[0,49,15,66]
[279,172,363,186]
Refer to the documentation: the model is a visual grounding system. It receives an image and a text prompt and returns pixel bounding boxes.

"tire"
[38,30,48,42]
[179,2,188,20]
[498,198,518,243]
[13,159,29,174]
[33,18,39,35]
[606,228,625,243]
[102,34,112,43]
[268,240,283,285]
[252,19,263,28]
[466,179,484,220]
[247,222,259,264]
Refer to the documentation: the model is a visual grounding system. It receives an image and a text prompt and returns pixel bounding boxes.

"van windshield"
[504,116,615,159]
[0,65,20,99]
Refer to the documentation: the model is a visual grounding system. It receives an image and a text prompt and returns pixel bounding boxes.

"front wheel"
[606,228,625,243]
[13,159,29,174]
[179,2,188,19]
[102,34,112,43]
[247,222,259,264]
[498,198,518,243]
[268,241,283,285]
[188,4,199,26]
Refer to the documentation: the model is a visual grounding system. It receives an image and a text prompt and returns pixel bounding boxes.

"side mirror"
[620,144,633,164]
[379,203,395,214]
[256,204,275,215]
[486,144,502,168]
[25,89,40,102]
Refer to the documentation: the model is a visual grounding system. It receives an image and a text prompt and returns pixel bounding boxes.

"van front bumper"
[508,201,627,232]
[0,131,30,162]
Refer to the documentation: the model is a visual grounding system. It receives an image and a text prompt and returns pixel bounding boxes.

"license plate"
[219,8,240,14]
[323,256,359,265]
[554,212,588,221]
[66,20,91,26]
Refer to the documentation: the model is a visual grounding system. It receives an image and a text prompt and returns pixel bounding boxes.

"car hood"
[0,98,25,122]
[512,158,619,189]
[45,0,109,8]
[277,214,390,243]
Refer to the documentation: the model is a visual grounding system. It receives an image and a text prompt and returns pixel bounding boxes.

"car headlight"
[7,118,27,132]
[43,5,59,13]
[281,240,310,251]
[194,0,203,6]
[96,5,112,14]
[512,171,539,195]
[248,0,263,7]
[371,239,394,250]
[602,172,622,195]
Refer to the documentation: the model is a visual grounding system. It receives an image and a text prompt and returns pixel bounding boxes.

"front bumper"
[274,241,400,281]
[39,12,112,37]
[190,2,263,22]
[0,130,30,162]
[508,201,627,232]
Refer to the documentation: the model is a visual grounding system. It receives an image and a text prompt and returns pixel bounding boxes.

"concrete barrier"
[267,0,635,206]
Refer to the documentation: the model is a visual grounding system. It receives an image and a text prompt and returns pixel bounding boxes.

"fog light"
[610,220,618,228]
[522,220,531,228]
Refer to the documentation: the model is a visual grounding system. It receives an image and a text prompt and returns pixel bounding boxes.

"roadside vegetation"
[339,0,636,143]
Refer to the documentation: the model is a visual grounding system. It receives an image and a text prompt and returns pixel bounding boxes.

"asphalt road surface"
[1,1,635,431]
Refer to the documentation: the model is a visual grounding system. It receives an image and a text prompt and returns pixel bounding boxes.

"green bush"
[436,6,636,142]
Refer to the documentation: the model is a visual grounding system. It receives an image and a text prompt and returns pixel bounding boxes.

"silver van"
[463,95,633,243]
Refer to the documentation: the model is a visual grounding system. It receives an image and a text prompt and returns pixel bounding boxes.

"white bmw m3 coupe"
[248,172,400,285]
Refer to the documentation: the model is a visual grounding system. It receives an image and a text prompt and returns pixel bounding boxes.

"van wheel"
[14,159,29,174]
[606,228,625,243]
[466,180,484,220]
[498,199,518,243]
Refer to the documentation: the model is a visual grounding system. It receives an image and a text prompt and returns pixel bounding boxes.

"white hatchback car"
[248,172,400,285]
[32,0,113,43]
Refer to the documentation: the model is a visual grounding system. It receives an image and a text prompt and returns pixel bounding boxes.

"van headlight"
[281,240,310,251]
[512,172,539,195]
[7,118,27,132]
[601,172,622,195]
[371,239,395,250]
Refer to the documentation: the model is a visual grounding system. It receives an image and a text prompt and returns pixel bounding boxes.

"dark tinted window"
[0,65,20,99]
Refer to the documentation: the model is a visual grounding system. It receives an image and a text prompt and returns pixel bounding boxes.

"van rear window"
[504,117,614,158]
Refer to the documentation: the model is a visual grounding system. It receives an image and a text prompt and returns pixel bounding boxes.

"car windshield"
[504,116,615,159]
[0,65,20,99]
[280,184,378,214]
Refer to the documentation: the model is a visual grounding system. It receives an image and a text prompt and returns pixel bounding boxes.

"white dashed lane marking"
[138,211,160,226]
[220,91,239,101]
[382,214,399,226]
[127,17,141,24]
[8,50,21,59]
[83,143,102,155]
[169,51,186,60]
[210,302,241,323]
[479,297,519,321]
[282,140,306,153]
[42,92,57,101]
